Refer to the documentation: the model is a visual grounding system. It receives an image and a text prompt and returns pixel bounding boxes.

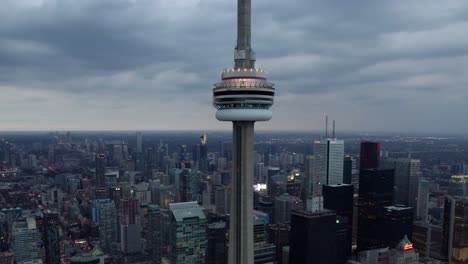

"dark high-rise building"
[269,224,290,264]
[323,184,354,263]
[43,212,61,264]
[377,205,413,248]
[360,142,380,170]
[358,168,394,251]
[343,156,353,184]
[120,198,142,254]
[135,131,144,170]
[206,221,227,264]
[146,204,162,264]
[442,196,468,263]
[95,153,107,199]
[289,210,336,264]
[412,222,431,257]
[198,134,208,173]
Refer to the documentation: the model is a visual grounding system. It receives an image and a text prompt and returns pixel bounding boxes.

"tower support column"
[229,121,255,264]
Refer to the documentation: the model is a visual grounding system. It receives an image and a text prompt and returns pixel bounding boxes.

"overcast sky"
[1,0,467,133]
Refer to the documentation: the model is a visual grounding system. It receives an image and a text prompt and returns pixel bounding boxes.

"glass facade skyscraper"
[169,202,207,264]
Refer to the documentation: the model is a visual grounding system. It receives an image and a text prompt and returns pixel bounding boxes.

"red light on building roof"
[403,243,413,251]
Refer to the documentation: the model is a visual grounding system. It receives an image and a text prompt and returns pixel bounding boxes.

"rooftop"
[169,202,206,222]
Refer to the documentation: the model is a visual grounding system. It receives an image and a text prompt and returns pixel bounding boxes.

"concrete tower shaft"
[235,0,255,69]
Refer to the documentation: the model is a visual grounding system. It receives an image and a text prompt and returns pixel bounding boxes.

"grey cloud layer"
[0,0,467,132]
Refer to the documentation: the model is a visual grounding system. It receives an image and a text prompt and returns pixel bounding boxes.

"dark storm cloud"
[0,0,467,132]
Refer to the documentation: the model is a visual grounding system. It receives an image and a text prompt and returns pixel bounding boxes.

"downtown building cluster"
[0,131,467,264]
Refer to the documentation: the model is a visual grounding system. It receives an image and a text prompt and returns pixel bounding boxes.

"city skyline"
[1,0,468,133]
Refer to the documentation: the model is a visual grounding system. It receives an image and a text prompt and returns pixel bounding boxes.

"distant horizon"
[0,129,466,137]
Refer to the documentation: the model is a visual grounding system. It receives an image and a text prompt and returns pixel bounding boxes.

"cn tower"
[212,0,275,263]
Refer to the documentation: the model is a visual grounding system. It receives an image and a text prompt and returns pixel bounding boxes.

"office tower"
[274,193,296,224]
[169,202,207,264]
[42,212,61,264]
[136,132,143,153]
[212,0,275,262]
[381,158,421,209]
[269,224,290,264]
[253,211,276,264]
[146,204,162,264]
[135,132,143,170]
[378,205,413,248]
[289,209,336,264]
[442,196,468,263]
[448,175,468,196]
[11,218,40,263]
[417,179,430,223]
[92,199,118,254]
[412,223,431,257]
[206,221,227,264]
[255,162,265,182]
[360,142,380,170]
[323,184,354,263]
[95,153,107,199]
[214,185,230,215]
[358,169,394,251]
[198,134,208,173]
[304,155,314,198]
[343,156,353,184]
[388,235,419,264]
[120,198,142,254]
[313,138,345,185]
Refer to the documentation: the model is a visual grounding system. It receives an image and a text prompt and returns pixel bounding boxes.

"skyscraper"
[253,211,276,264]
[358,168,394,251]
[212,0,275,262]
[417,179,430,223]
[206,221,227,264]
[146,204,162,264]
[169,202,207,264]
[313,138,345,185]
[11,217,40,263]
[95,153,108,199]
[448,175,468,196]
[343,156,353,184]
[135,131,144,171]
[92,199,118,254]
[323,184,354,263]
[42,212,61,264]
[360,142,380,170]
[442,196,468,263]
[274,193,297,224]
[378,205,414,248]
[381,158,421,209]
[119,198,142,254]
[198,134,208,173]
[289,209,336,264]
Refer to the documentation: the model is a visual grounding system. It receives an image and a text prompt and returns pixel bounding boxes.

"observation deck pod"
[213,68,275,121]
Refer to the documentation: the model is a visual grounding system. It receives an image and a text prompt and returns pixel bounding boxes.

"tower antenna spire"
[333,120,336,138]
[235,0,256,69]
[325,115,328,138]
